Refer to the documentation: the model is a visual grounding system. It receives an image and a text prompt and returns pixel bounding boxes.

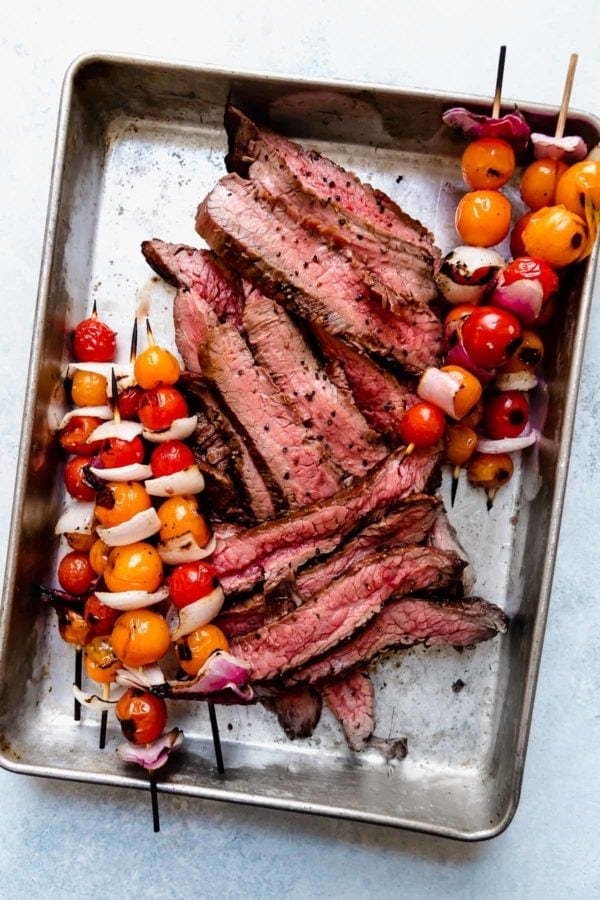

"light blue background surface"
[2,2,599,896]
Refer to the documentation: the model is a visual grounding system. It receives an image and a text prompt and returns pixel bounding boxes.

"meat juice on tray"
[47,98,600,779]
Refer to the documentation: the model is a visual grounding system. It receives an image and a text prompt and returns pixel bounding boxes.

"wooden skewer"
[486,488,498,512]
[91,298,98,319]
[450,465,460,507]
[111,369,121,424]
[74,646,83,721]
[149,771,160,833]
[404,442,415,457]
[555,53,578,140]
[99,683,110,749]
[146,317,156,347]
[130,318,138,365]
[491,45,507,119]
[208,701,225,775]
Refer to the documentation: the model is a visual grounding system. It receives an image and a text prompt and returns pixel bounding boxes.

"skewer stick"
[491,45,507,119]
[404,442,415,457]
[74,646,83,721]
[486,488,498,512]
[99,683,110,749]
[208,701,225,775]
[149,771,160,833]
[130,318,138,365]
[450,465,460,507]
[555,53,578,139]
[91,298,98,319]
[111,369,121,424]
[146,317,156,347]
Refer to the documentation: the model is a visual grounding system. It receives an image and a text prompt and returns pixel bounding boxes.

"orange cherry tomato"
[555,160,600,216]
[103,542,163,593]
[522,205,589,268]
[455,190,512,248]
[94,481,151,528]
[444,424,478,468]
[57,551,95,595]
[520,158,569,211]
[57,607,91,646]
[111,610,171,667]
[84,635,121,684]
[399,402,446,449]
[58,416,103,456]
[65,531,96,552]
[134,346,181,390]
[71,369,109,407]
[175,625,230,676]
[89,538,110,575]
[499,330,544,373]
[461,138,515,190]
[461,398,484,430]
[116,688,168,744]
[157,496,210,547]
[467,452,514,491]
[440,365,483,419]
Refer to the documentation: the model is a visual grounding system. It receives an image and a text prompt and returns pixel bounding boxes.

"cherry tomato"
[461,306,522,369]
[484,391,530,439]
[73,317,117,363]
[138,387,188,431]
[84,635,121,684]
[94,481,151,528]
[497,256,558,299]
[461,398,483,430]
[150,440,196,477]
[499,330,544,373]
[89,538,111,576]
[157,496,210,547]
[65,531,96,553]
[58,416,103,456]
[118,385,143,421]
[443,304,477,350]
[134,346,181,390]
[111,610,171,667]
[455,190,512,248]
[439,365,482,419]
[169,561,220,609]
[555,159,600,216]
[116,688,168,744]
[64,456,96,502]
[57,607,91,646]
[461,138,515,190]
[103,542,163,593]
[70,369,108,407]
[57,551,95,595]
[510,211,535,258]
[399,402,446,449]
[467,452,514,491]
[522,205,589,268]
[98,436,145,469]
[520,158,569,211]
[444,424,478,467]
[175,625,230,676]
[84,594,121,637]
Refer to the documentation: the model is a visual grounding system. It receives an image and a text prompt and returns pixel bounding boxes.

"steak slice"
[230,545,462,681]
[196,175,442,373]
[261,684,322,740]
[211,445,440,591]
[320,670,375,751]
[242,286,387,477]
[225,105,438,260]
[288,596,508,685]
[428,508,476,596]
[314,327,418,440]
[226,108,436,307]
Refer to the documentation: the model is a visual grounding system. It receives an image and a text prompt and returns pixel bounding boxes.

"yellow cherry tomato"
[134,346,181,389]
[89,538,111,575]
[71,369,109,407]
[440,365,483,419]
[499,330,544,373]
[461,138,515,190]
[111,610,171,667]
[175,625,230,676]
[555,160,600,216]
[103,542,163,593]
[84,635,121,684]
[455,191,512,248]
[467,452,514,491]
[520,158,569,211]
[65,531,96,552]
[95,481,152,528]
[522,205,589,268]
[444,424,478,468]
[157,496,210,547]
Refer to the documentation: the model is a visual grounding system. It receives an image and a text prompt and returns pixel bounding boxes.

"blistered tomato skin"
[500,331,544,373]
[134,346,181,389]
[176,625,230,676]
[58,416,103,456]
[157,496,210,547]
[71,370,108,407]
[111,610,172,667]
[150,440,196,477]
[455,191,512,248]
[169,561,220,609]
[94,481,152,528]
[484,391,530,439]
[138,387,189,431]
[467,452,514,491]
[522,205,589,268]
[399,402,446,449]
[461,138,515,190]
[83,594,121,636]
[444,424,478,467]
[510,211,535,258]
[520,158,569,211]
[98,436,145,469]
[118,386,143,421]
[461,307,522,370]
[64,456,96,502]
[84,635,121,684]
[116,688,168,744]
[57,551,95,595]
[555,159,600,216]
[103,542,163,593]
[73,318,117,363]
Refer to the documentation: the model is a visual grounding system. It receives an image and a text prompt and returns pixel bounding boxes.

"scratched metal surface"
[1,54,598,840]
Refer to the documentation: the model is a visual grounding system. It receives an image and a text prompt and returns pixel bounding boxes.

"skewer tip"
[486,488,498,512]
[149,772,160,833]
[450,466,460,507]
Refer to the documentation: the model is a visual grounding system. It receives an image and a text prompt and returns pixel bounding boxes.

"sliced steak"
[315,327,418,440]
[261,684,322,740]
[212,445,440,592]
[320,670,375,751]
[428,508,476,596]
[225,105,438,261]
[230,545,462,681]
[288,596,508,685]
[242,286,387,477]
[196,174,442,373]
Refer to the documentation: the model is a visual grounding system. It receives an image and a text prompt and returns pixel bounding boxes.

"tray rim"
[2,50,599,842]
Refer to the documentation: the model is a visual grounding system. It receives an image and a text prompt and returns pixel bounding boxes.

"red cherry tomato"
[168,561,220,610]
[72,317,117,363]
[510,211,535,258]
[57,551,95,595]
[399,402,446,449]
[98,436,145,469]
[150,440,196,477]
[116,688,168,745]
[64,456,96,502]
[58,416,103,456]
[83,593,121,637]
[484,390,530,439]
[500,257,559,302]
[461,306,522,370]
[138,387,189,431]
[118,386,143,421]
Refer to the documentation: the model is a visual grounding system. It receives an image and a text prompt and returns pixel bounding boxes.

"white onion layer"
[95,585,170,610]
[143,415,198,444]
[169,586,225,641]
[145,465,205,497]
[57,406,113,431]
[96,507,161,547]
[157,532,216,565]
[476,430,539,454]
[89,463,153,482]
[55,501,95,535]
[87,419,144,443]
[495,371,538,392]
[417,367,460,418]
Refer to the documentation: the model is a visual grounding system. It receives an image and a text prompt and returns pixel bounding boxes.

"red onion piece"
[476,429,539,453]
[490,278,544,325]
[117,728,184,771]
[417,367,460,418]
[531,132,588,163]
[442,107,531,152]
[164,651,253,701]
[446,342,495,385]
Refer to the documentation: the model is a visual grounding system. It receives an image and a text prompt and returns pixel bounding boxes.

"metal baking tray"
[1,53,598,841]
